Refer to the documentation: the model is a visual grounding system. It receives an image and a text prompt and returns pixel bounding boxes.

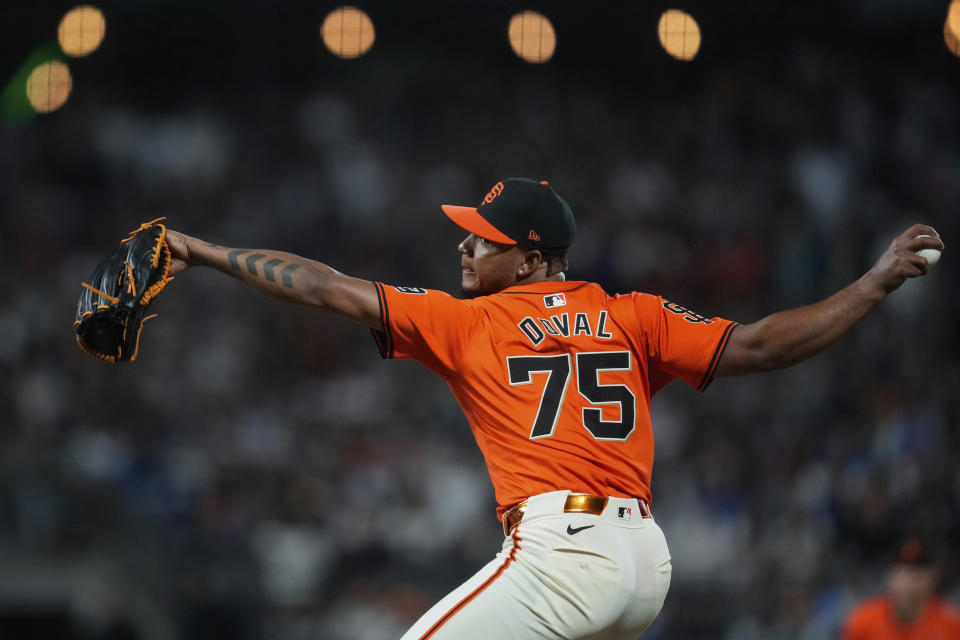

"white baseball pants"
[400,490,672,640]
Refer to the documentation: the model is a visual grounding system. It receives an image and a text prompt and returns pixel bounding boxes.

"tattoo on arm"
[280,264,300,288]
[244,253,266,274]
[224,249,301,289]
[262,258,283,282]
[226,249,250,270]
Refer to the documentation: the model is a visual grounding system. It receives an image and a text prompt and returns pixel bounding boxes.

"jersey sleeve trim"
[370,281,395,359]
[697,322,738,392]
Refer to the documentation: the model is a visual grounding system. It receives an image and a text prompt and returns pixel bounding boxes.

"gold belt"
[501,493,652,536]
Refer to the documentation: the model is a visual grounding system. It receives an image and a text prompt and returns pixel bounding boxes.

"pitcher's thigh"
[399,554,552,640]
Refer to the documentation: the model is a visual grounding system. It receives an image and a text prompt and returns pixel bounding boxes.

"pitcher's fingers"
[905,234,944,252]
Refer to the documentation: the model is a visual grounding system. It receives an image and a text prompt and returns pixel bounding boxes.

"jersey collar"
[499,280,588,294]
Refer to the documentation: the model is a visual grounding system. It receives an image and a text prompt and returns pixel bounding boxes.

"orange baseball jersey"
[372,280,737,518]
[842,596,960,640]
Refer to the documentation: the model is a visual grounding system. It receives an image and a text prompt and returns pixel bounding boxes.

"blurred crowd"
[1,25,959,640]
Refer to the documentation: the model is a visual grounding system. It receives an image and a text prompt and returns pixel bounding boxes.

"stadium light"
[657,9,701,61]
[58,5,106,58]
[508,11,556,64]
[946,1,960,57]
[945,20,960,57]
[321,6,375,59]
[26,61,72,113]
[949,1,960,40]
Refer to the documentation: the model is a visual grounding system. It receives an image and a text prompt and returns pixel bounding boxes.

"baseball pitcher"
[161,178,942,640]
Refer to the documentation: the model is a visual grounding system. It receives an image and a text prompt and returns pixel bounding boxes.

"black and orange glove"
[74,217,174,362]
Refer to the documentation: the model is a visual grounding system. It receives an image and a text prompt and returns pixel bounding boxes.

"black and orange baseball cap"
[442,178,576,254]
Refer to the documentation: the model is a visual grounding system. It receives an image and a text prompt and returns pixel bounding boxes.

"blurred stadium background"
[1,1,959,638]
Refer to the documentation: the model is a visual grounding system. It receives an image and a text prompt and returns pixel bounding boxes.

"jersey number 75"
[507,352,636,442]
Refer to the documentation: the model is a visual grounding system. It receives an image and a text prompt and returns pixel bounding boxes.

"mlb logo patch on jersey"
[618,507,632,520]
[543,293,566,308]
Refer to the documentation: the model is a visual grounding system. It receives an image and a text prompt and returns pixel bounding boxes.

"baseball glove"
[74,217,173,362]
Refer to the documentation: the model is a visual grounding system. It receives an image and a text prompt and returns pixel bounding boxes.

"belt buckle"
[564,493,607,515]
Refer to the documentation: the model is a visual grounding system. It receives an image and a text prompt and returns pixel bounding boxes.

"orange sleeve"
[371,283,481,375]
[625,292,737,392]
[839,613,859,640]
[839,603,877,640]
[933,600,960,638]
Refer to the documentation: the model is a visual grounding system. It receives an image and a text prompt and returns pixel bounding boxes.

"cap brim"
[441,205,516,245]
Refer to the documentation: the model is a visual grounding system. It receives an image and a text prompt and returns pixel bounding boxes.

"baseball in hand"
[915,234,942,266]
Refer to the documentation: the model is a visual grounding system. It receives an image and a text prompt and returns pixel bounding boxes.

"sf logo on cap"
[481,182,504,205]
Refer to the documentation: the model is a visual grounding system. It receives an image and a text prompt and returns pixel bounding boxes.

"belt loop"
[502,501,528,537]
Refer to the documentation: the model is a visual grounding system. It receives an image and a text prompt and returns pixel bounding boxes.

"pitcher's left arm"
[715,224,943,376]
